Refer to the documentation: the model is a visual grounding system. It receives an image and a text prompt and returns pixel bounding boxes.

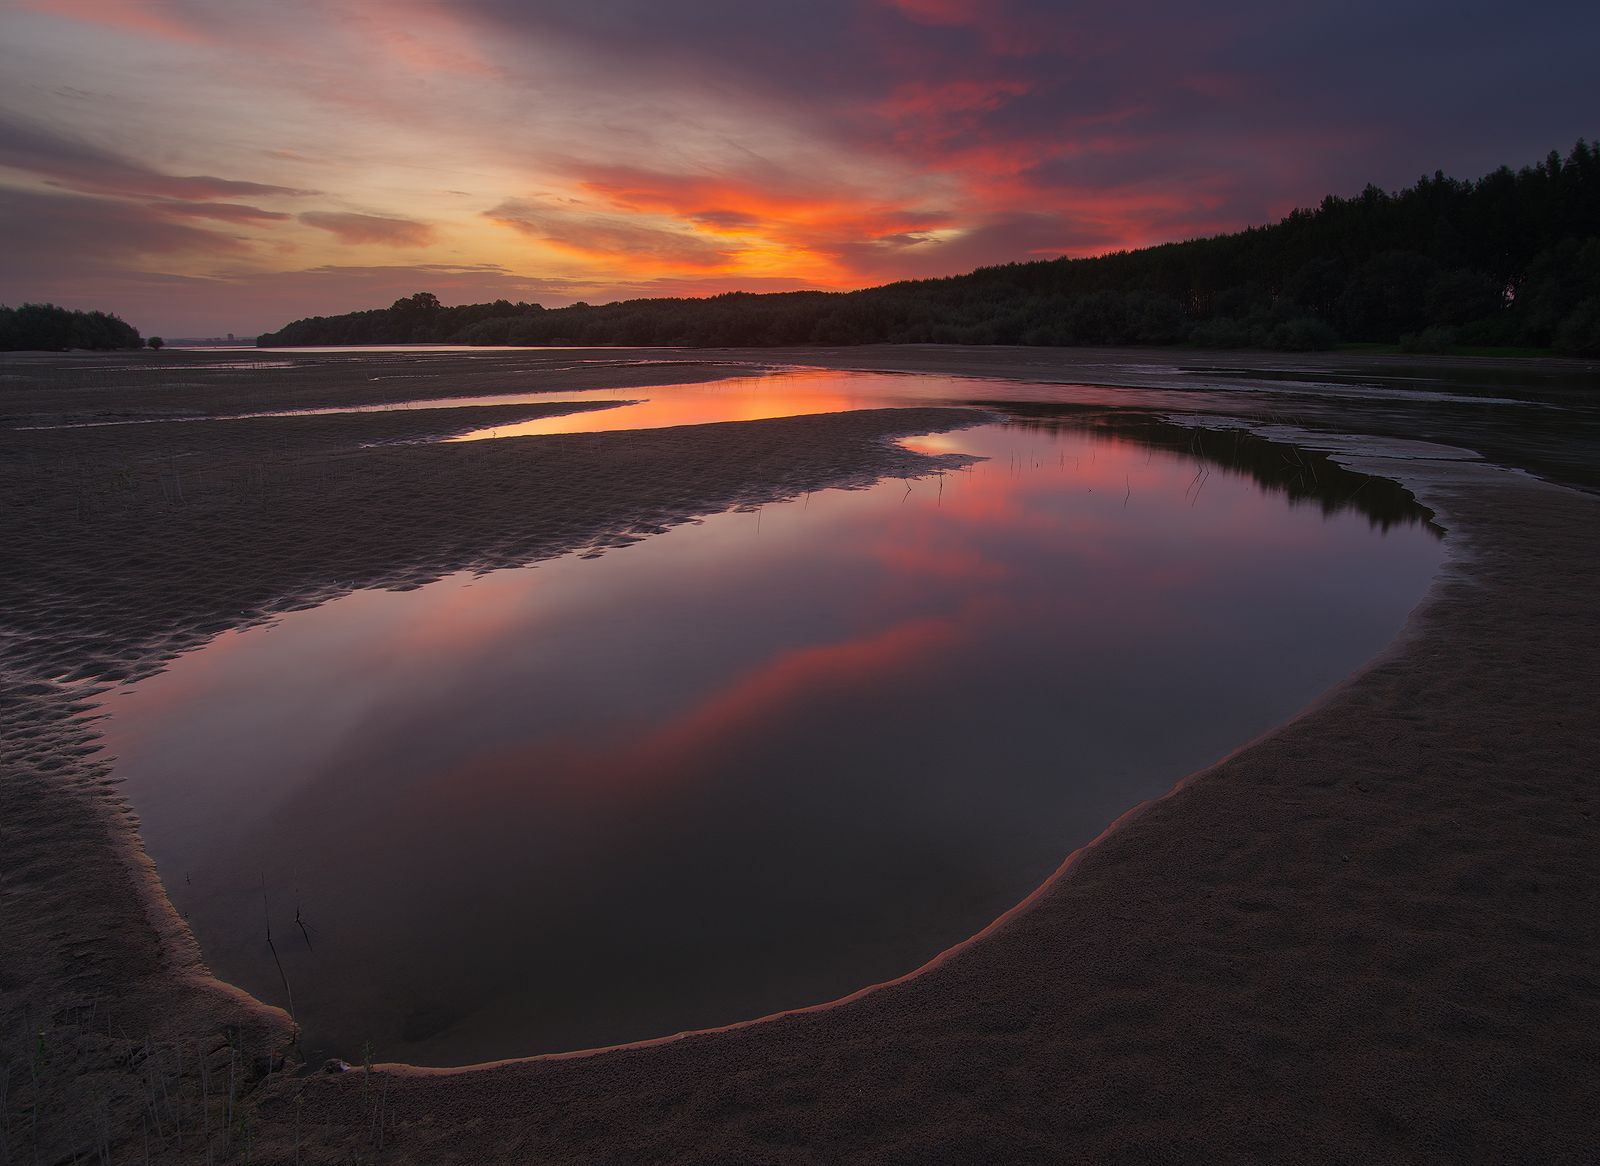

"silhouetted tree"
[0,303,142,351]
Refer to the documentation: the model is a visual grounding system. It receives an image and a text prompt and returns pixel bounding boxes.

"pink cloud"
[0,114,310,202]
[298,212,437,247]
[149,200,292,223]
[13,0,212,43]
[333,0,503,77]
[880,0,982,25]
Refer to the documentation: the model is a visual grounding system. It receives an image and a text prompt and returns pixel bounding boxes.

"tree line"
[1,303,148,351]
[258,142,1600,355]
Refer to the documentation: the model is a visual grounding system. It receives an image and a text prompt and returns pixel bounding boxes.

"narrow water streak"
[99,419,1442,1066]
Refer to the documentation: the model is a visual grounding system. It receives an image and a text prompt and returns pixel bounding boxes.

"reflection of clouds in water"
[100,418,1444,1065]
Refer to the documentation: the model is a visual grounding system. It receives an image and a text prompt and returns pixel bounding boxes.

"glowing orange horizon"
[4,0,1579,336]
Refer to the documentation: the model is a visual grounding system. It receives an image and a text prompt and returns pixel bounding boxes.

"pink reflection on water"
[98,413,1443,1065]
[402,615,964,828]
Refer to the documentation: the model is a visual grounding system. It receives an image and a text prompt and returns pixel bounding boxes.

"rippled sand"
[2,345,1596,1163]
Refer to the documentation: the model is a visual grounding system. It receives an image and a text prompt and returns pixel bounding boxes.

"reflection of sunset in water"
[100,416,1442,1066]
[444,370,954,439]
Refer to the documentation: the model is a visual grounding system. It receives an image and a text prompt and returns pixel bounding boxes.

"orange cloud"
[569,164,956,284]
[485,197,737,272]
[581,165,942,234]
[568,146,1238,283]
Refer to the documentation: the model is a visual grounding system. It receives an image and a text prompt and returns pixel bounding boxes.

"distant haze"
[0,0,1595,336]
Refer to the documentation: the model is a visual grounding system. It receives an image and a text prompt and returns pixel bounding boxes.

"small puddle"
[98,409,1442,1067]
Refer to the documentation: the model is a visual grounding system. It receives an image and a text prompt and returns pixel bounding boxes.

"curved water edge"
[392,424,1478,1079]
[96,393,1443,1068]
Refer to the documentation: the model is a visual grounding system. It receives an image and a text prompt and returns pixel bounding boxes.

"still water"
[101,413,1442,1066]
[442,373,896,439]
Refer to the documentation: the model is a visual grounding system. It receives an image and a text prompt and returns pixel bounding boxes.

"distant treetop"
[0,303,143,351]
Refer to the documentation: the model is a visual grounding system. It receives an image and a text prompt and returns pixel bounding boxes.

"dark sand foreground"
[2,346,1597,1163]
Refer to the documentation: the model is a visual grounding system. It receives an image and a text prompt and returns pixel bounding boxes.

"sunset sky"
[1,0,1595,337]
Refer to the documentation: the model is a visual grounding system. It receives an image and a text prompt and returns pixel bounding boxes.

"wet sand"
[2,346,1597,1162]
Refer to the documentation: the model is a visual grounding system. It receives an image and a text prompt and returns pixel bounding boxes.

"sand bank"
[2,346,1596,1162]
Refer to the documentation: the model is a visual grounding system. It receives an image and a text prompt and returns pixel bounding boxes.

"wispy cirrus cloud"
[0,113,309,201]
[0,187,256,282]
[149,200,293,223]
[10,0,215,44]
[485,197,735,270]
[298,211,437,247]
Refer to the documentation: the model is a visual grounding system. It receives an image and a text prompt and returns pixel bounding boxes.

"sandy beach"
[2,345,1597,1163]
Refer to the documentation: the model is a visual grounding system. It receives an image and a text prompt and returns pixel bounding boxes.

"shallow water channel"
[100,401,1444,1067]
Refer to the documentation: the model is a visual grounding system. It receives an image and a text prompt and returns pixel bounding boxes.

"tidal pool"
[100,412,1443,1066]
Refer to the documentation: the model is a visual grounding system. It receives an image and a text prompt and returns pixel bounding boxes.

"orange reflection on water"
[445,371,929,441]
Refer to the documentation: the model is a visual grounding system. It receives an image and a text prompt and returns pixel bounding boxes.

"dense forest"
[259,142,1600,355]
[1,303,145,351]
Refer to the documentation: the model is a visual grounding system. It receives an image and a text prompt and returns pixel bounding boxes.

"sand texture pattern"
[2,346,1597,1163]
[1,352,984,1163]
[254,466,1600,1165]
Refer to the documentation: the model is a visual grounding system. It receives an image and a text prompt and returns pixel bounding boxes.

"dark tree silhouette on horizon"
[257,141,1600,356]
[0,303,143,351]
